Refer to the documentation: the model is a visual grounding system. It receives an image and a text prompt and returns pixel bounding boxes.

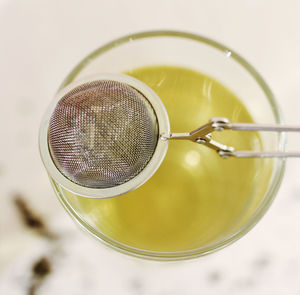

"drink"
[62,65,272,252]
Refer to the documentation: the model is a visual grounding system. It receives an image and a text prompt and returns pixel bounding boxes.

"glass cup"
[43,31,285,260]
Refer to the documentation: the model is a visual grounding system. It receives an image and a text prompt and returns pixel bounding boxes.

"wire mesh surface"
[48,80,159,188]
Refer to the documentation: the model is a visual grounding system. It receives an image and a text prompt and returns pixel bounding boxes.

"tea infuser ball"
[48,80,159,189]
[39,74,170,198]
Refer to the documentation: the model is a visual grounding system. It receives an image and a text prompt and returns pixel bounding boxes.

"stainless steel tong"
[168,117,300,158]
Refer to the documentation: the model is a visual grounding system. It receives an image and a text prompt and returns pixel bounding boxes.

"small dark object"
[29,257,52,295]
[32,257,51,277]
[13,194,57,239]
[14,195,44,229]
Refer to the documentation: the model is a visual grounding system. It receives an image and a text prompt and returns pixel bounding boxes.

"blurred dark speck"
[13,193,57,239]
[207,271,222,284]
[14,194,45,228]
[29,257,52,295]
[32,257,51,277]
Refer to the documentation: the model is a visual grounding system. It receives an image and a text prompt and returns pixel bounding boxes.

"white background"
[1,0,300,294]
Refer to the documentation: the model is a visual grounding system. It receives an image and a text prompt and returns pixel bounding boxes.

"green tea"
[63,65,272,252]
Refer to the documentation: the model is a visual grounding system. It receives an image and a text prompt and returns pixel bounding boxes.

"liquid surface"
[64,65,272,252]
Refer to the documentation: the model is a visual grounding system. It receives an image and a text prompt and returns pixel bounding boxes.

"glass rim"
[55,30,286,260]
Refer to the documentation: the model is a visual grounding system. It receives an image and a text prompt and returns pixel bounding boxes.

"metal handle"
[167,117,300,158]
[222,122,300,133]
[222,121,300,157]
[220,151,300,158]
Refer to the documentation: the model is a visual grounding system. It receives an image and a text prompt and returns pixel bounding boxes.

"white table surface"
[1,0,300,294]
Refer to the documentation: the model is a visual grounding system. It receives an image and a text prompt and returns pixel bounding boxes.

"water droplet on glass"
[225,50,232,57]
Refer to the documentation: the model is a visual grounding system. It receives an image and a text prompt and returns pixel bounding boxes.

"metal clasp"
[167,117,300,158]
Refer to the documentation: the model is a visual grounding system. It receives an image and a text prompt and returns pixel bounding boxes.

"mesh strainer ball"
[48,80,159,189]
[39,74,170,198]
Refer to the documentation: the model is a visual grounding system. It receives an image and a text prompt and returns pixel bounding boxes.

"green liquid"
[63,65,272,252]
